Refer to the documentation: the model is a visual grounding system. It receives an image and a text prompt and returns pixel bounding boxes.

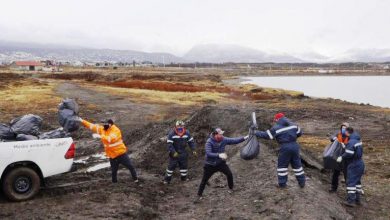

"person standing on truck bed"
[163,120,197,184]
[78,118,139,183]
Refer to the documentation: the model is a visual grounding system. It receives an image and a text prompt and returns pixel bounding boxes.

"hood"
[276,117,293,126]
[349,132,361,141]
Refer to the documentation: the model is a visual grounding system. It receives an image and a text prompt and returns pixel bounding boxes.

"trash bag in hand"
[10,114,43,136]
[240,129,260,160]
[323,140,343,170]
[58,109,80,132]
[58,99,80,132]
[0,123,16,140]
[59,98,79,114]
[39,128,69,139]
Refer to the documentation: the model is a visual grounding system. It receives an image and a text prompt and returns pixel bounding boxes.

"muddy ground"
[0,69,390,219]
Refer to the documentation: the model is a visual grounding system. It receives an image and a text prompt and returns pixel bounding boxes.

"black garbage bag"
[16,134,38,141]
[0,123,16,140]
[10,114,43,136]
[240,129,260,160]
[240,112,260,160]
[39,128,69,139]
[59,98,79,114]
[323,140,344,170]
[58,109,80,132]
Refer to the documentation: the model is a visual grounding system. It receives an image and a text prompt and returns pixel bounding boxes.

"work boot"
[299,182,305,188]
[193,195,203,204]
[329,188,337,193]
[181,176,189,182]
[356,193,361,205]
[163,180,170,185]
[134,178,139,183]
[343,201,356,207]
[277,183,287,189]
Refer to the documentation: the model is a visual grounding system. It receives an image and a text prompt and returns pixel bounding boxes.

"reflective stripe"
[108,140,123,147]
[266,130,274,139]
[278,172,288,176]
[167,173,173,177]
[167,140,174,143]
[296,127,301,134]
[355,142,362,147]
[277,168,288,172]
[173,135,189,139]
[187,137,194,142]
[180,169,188,172]
[180,173,187,176]
[275,125,298,134]
[356,185,362,188]
[89,124,94,130]
[295,171,305,176]
[293,167,303,172]
[107,136,111,143]
[166,169,173,174]
[347,187,356,190]
[345,149,354,154]
[347,191,356,194]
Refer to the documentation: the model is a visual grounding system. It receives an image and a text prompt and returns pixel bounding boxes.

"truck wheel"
[2,167,41,201]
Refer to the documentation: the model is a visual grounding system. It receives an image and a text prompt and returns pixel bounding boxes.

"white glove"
[244,135,249,140]
[75,116,83,122]
[92,133,101,139]
[336,156,342,163]
[218,153,228,160]
[341,143,346,149]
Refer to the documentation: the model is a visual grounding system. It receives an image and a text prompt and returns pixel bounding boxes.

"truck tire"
[2,167,41,201]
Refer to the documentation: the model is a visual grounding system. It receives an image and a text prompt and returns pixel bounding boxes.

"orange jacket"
[337,133,349,144]
[81,120,127,159]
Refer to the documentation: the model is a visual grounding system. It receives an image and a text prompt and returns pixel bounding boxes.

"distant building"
[11,61,43,71]
[318,69,335,74]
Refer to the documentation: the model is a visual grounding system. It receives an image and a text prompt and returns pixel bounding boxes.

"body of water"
[242,76,390,108]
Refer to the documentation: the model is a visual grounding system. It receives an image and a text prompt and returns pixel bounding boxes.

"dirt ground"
[0,69,390,219]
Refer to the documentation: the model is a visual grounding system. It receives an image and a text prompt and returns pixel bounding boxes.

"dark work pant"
[277,143,305,187]
[109,154,138,183]
[331,162,348,190]
[198,162,233,196]
[165,156,189,182]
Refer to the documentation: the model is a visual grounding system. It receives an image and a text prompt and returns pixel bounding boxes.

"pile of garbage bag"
[0,99,80,142]
[323,140,344,170]
[58,98,80,132]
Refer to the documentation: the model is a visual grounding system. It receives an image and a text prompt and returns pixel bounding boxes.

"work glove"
[244,135,249,140]
[192,151,197,156]
[75,116,83,122]
[218,153,228,160]
[336,156,343,163]
[92,133,101,139]
[341,143,346,149]
[172,151,179,158]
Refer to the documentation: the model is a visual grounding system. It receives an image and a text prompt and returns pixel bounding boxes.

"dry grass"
[83,84,231,106]
[0,80,61,121]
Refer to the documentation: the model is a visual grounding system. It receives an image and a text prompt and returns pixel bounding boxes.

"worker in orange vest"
[329,122,349,192]
[78,118,138,183]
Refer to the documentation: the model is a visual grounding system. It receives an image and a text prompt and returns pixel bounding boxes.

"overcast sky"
[0,0,389,56]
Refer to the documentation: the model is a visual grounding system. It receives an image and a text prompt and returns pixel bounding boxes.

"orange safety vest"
[337,133,349,144]
[81,120,127,159]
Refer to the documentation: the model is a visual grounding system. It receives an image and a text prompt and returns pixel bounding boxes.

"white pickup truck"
[0,138,75,201]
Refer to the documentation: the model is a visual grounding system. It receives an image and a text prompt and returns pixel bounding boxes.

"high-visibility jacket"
[81,120,127,159]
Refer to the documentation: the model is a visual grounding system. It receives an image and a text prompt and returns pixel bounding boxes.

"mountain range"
[0,40,389,63]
